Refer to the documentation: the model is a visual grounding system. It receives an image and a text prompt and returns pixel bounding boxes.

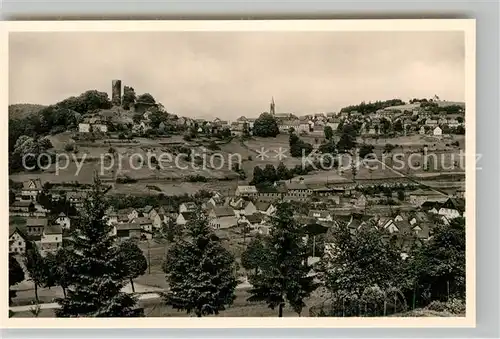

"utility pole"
[147,239,151,274]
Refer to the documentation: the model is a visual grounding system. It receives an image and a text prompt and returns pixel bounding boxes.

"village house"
[256,184,287,202]
[421,201,441,214]
[433,126,443,136]
[425,119,438,127]
[298,120,312,133]
[26,217,48,237]
[255,202,277,216]
[119,207,139,221]
[409,189,447,206]
[9,200,35,217]
[132,217,154,234]
[22,179,43,201]
[158,205,178,220]
[352,193,368,209]
[419,126,426,135]
[9,227,29,254]
[176,212,195,226]
[235,185,258,198]
[141,206,158,220]
[78,122,91,133]
[278,119,301,133]
[92,122,108,133]
[151,213,167,229]
[238,213,264,229]
[40,224,63,256]
[438,198,465,219]
[179,202,197,214]
[208,206,238,229]
[308,210,333,222]
[55,212,71,229]
[114,223,143,240]
[66,191,87,208]
[283,180,312,202]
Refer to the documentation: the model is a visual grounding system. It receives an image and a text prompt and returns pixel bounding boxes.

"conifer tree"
[9,253,25,304]
[247,202,317,317]
[55,175,139,317]
[162,208,237,317]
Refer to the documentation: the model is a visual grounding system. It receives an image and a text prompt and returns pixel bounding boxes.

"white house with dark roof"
[22,179,43,201]
[179,202,197,214]
[40,224,63,256]
[132,217,154,234]
[235,185,258,198]
[9,227,29,254]
[255,202,277,216]
[176,212,196,226]
[208,206,237,229]
[55,212,71,229]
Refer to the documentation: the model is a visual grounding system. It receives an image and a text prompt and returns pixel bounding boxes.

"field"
[9,132,466,197]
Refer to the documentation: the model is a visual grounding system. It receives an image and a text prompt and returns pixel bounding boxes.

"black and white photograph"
[4,20,475,325]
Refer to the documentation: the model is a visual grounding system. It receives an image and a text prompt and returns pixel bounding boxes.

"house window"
[18,241,21,246]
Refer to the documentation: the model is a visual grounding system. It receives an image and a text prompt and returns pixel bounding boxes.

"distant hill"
[9,104,46,120]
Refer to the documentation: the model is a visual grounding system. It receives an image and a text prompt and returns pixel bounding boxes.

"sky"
[9,31,465,120]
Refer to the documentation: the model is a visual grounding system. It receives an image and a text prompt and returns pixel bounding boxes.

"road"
[9,280,252,313]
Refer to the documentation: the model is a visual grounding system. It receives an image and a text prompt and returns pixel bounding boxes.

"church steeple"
[270,97,276,115]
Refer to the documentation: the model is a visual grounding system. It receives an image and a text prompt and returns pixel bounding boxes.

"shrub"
[64,143,75,152]
[427,299,465,315]
[186,175,208,182]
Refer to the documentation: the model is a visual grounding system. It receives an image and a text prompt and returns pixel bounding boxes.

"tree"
[118,239,148,293]
[162,209,238,317]
[247,202,317,317]
[55,175,139,317]
[324,126,333,140]
[394,119,404,133]
[132,113,143,124]
[137,93,156,105]
[408,218,465,302]
[122,86,136,110]
[250,166,265,185]
[9,254,25,304]
[318,222,404,316]
[359,144,375,159]
[241,236,271,275]
[276,162,291,180]
[380,118,392,135]
[55,248,72,298]
[263,164,278,184]
[43,252,59,290]
[289,133,313,158]
[24,244,45,303]
[253,113,279,137]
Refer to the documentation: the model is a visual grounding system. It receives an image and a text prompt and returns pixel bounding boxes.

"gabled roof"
[133,217,152,225]
[236,185,258,194]
[117,214,129,222]
[308,210,331,219]
[26,218,48,227]
[115,223,142,231]
[58,212,67,217]
[9,226,28,241]
[44,224,63,235]
[142,205,154,213]
[23,178,43,190]
[285,181,308,190]
[212,206,235,218]
[181,202,197,209]
[245,213,263,224]
[255,202,272,211]
[179,212,196,221]
[441,198,465,213]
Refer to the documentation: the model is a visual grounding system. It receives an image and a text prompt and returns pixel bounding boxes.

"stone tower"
[112,80,122,106]
[270,97,275,115]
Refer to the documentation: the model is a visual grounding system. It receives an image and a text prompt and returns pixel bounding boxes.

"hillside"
[9,104,46,120]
